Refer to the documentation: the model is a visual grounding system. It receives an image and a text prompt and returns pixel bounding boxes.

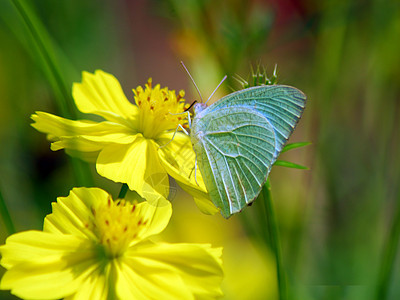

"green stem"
[118,184,129,199]
[375,194,400,299]
[0,187,16,235]
[262,182,287,300]
[9,0,93,187]
[10,0,75,119]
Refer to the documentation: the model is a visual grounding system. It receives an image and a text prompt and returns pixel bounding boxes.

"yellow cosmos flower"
[31,70,216,213]
[0,187,223,299]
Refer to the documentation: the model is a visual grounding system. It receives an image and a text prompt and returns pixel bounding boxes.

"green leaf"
[274,160,309,170]
[281,142,311,153]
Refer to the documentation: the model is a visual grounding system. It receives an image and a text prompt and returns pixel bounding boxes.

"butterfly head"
[193,102,207,116]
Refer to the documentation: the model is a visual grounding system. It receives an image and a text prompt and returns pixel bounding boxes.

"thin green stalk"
[118,184,129,199]
[262,181,287,300]
[9,0,75,119]
[0,188,16,235]
[375,194,400,299]
[8,0,93,187]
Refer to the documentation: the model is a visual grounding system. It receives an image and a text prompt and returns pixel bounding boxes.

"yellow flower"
[31,70,216,212]
[0,187,223,299]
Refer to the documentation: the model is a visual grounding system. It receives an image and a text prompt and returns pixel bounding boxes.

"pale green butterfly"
[189,79,306,218]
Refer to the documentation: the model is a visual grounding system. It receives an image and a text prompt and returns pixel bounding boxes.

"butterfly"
[190,85,306,218]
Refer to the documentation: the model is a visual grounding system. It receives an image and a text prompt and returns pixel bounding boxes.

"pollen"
[132,78,189,139]
[92,197,147,258]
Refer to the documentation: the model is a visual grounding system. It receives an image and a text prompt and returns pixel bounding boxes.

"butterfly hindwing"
[191,106,276,218]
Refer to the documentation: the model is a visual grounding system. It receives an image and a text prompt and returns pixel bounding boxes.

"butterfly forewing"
[206,85,306,156]
[191,106,276,218]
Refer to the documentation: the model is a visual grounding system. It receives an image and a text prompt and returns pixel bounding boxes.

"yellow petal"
[64,148,100,163]
[0,231,95,299]
[70,266,109,300]
[32,112,136,149]
[158,132,219,215]
[72,70,138,122]
[134,201,172,241]
[115,258,193,299]
[32,111,97,139]
[141,140,171,205]
[156,132,201,185]
[0,231,88,267]
[124,242,223,299]
[96,137,145,192]
[32,112,136,164]
[44,187,109,240]
[96,137,169,200]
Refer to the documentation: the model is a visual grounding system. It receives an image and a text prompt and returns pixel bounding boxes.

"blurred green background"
[1,0,400,299]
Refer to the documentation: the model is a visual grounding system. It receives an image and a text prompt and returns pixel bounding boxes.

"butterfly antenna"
[180,61,203,103]
[205,75,227,105]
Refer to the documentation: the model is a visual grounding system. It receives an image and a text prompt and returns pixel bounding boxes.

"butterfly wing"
[191,85,306,218]
[203,85,306,157]
[191,106,276,218]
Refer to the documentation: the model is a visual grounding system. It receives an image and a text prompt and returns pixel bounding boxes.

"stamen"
[132,78,189,138]
[92,200,148,257]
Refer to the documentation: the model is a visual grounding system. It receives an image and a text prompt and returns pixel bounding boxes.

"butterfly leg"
[194,152,199,186]
[175,110,192,129]
[159,111,191,148]
[188,165,195,178]
[169,110,191,128]
[186,111,192,128]
[178,124,189,136]
[187,151,199,186]
[158,124,189,148]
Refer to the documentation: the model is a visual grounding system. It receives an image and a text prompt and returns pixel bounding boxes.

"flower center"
[133,79,188,139]
[92,197,148,258]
